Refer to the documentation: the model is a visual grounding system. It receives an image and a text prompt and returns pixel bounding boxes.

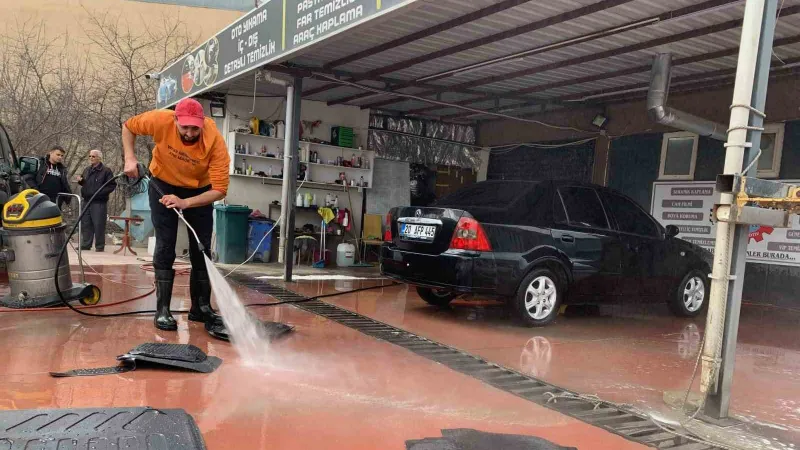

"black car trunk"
[390,207,466,255]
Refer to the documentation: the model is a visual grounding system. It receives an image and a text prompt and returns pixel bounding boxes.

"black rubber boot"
[188,269,220,323]
[154,269,178,331]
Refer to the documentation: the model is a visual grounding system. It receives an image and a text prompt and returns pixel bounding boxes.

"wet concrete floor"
[0,264,645,449]
[277,276,800,447]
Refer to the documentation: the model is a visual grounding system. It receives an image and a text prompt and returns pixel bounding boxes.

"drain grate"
[231,274,716,450]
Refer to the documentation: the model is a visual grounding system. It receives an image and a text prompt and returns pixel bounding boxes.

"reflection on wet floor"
[1,264,799,448]
[279,277,800,446]
[0,264,646,450]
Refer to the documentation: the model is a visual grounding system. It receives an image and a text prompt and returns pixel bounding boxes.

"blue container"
[248,220,274,263]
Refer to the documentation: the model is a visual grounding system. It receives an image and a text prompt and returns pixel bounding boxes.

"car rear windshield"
[435,181,537,208]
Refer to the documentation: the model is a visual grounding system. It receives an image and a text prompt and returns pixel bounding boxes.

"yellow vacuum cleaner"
[0,189,101,308]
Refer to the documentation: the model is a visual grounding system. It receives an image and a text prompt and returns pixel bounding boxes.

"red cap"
[175,98,205,128]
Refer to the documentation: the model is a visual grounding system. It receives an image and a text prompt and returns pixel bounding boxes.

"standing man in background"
[122,98,230,331]
[27,145,72,209]
[76,149,116,252]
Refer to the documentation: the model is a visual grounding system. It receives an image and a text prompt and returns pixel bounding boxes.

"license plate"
[400,224,436,240]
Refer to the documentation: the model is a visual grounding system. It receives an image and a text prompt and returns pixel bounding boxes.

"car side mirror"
[18,157,39,176]
[666,225,680,238]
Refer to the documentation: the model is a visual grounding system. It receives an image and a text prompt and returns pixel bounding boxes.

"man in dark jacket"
[76,149,116,252]
[27,145,72,209]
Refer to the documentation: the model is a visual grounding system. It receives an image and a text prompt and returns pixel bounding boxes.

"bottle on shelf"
[296,192,303,207]
[241,158,247,173]
[333,195,339,208]
[325,193,332,207]
[312,194,317,207]
[360,176,364,187]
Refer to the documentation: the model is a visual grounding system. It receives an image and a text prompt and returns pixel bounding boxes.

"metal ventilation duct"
[647,53,727,141]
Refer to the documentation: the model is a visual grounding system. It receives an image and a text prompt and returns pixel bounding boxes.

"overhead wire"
[310,71,599,134]
[487,137,599,155]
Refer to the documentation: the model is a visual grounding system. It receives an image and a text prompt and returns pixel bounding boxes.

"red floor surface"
[0,265,648,449]
[281,277,800,446]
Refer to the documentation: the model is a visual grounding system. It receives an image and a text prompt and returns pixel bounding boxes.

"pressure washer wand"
[124,163,206,253]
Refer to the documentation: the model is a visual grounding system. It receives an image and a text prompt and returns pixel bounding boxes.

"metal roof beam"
[358,0,747,110]
[438,33,800,120]
[322,0,535,70]
[306,0,635,98]
[372,1,800,112]
[474,65,800,122]
[400,4,800,115]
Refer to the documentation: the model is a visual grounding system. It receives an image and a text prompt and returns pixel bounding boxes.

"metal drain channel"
[231,274,716,450]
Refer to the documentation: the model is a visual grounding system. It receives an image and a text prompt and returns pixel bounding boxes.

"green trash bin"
[214,204,252,264]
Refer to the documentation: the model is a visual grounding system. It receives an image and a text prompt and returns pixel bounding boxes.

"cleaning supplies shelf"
[232,132,286,144]
[230,174,370,190]
[303,140,372,153]
[233,132,371,153]
[233,153,283,162]
[228,131,374,190]
[308,162,370,171]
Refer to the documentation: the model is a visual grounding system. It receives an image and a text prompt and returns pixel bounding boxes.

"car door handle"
[561,235,575,243]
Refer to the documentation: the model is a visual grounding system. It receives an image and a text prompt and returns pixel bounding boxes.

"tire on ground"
[416,287,457,307]
[668,269,709,317]
[512,267,563,327]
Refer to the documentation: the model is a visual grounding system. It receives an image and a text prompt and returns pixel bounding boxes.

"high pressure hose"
[49,163,398,318]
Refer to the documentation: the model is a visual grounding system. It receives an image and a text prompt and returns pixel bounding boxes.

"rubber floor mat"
[205,316,294,342]
[50,343,222,377]
[0,407,206,449]
[406,429,576,450]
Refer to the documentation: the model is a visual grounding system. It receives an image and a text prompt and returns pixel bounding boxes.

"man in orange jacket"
[122,98,230,331]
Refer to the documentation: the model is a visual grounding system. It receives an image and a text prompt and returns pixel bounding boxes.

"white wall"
[220,95,370,239]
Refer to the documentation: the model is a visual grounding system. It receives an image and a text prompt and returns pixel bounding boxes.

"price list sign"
[651,181,800,267]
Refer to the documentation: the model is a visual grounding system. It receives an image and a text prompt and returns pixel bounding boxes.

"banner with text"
[156,0,414,108]
[651,181,800,267]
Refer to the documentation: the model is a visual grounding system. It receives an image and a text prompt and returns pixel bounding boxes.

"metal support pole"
[279,76,303,282]
[703,0,778,420]
[701,0,765,403]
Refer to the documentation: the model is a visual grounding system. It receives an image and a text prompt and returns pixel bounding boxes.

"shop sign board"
[156,0,415,108]
[651,181,800,267]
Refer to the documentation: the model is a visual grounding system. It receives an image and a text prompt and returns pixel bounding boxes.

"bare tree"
[0,20,90,164]
[0,10,198,216]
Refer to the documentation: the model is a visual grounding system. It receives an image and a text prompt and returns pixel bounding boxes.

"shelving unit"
[227,132,374,189]
[230,173,367,191]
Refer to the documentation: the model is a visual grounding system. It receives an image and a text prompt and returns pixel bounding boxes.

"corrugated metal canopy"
[212,0,800,122]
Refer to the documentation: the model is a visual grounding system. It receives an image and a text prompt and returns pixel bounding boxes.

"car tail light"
[384,212,393,241]
[449,217,492,252]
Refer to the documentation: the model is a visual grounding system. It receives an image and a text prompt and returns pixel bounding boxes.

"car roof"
[476,179,602,189]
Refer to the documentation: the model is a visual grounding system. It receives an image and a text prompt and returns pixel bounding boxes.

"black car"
[380,180,713,327]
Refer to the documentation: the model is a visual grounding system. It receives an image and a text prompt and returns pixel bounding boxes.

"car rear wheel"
[513,268,562,327]
[669,270,709,317]
[416,287,457,307]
